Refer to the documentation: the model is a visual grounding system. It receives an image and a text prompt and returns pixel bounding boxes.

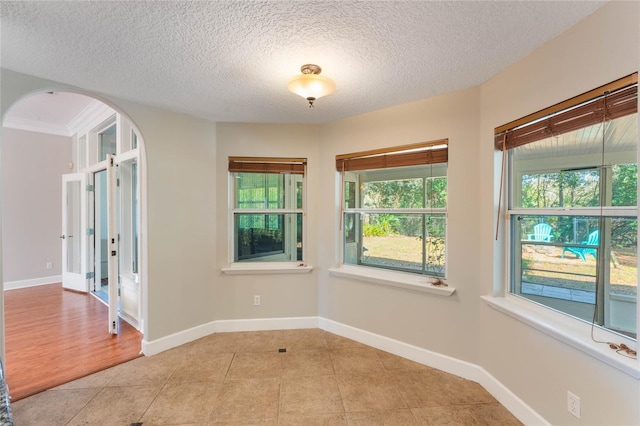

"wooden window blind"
[335,139,448,172]
[228,157,306,174]
[494,73,638,151]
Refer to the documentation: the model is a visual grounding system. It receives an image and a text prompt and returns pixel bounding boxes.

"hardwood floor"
[4,283,142,401]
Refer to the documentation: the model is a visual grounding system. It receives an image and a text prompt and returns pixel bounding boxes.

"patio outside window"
[503,79,638,339]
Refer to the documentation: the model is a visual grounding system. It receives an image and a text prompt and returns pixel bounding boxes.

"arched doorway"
[1,90,148,400]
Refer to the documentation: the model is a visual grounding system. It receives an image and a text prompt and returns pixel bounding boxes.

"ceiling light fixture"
[287,64,336,108]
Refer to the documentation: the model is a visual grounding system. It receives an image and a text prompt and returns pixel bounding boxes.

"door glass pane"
[78,135,86,170]
[94,170,109,301]
[132,161,139,274]
[66,180,81,273]
[98,124,117,162]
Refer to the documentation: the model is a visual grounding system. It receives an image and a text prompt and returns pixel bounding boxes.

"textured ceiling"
[1,1,605,124]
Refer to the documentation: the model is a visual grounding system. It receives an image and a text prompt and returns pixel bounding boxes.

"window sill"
[482,295,640,378]
[328,265,455,296]
[221,263,313,275]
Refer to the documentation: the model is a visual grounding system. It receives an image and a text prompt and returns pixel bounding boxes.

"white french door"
[106,155,118,334]
[61,173,88,292]
[62,156,119,334]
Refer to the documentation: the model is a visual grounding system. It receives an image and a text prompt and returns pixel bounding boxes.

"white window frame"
[222,158,312,275]
[341,164,448,277]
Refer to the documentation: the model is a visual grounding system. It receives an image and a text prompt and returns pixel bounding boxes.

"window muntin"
[342,163,447,276]
[230,159,305,263]
[508,111,637,339]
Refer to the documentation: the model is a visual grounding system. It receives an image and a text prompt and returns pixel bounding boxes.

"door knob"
[60,235,65,239]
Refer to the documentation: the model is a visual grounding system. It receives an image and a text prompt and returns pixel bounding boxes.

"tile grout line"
[135,353,183,424]
[62,386,106,426]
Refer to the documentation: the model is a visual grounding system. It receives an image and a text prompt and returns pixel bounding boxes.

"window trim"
[222,262,312,275]
[482,294,639,378]
[329,265,456,296]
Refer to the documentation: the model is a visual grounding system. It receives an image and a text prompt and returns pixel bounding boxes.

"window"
[229,157,305,263]
[497,75,638,339]
[337,140,448,276]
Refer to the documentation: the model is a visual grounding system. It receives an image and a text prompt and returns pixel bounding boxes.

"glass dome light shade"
[287,74,336,100]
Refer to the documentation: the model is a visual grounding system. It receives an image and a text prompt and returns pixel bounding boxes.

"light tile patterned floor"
[11,329,522,425]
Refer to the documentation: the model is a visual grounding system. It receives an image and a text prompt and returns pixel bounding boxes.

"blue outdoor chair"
[562,230,599,262]
[527,223,553,242]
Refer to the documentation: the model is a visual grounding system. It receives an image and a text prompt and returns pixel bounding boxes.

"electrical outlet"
[253,295,261,306]
[46,262,53,270]
[567,391,580,419]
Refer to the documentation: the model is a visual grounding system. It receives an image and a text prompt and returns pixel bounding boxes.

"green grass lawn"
[358,236,637,296]
[522,245,637,296]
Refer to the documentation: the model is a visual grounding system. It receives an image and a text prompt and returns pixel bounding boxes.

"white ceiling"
[1,1,605,127]
[3,92,105,136]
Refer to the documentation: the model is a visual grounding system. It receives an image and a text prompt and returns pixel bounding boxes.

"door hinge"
[86,228,94,235]
[110,157,114,166]
[86,184,94,192]
[86,272,95,279]
[117,178,120,187]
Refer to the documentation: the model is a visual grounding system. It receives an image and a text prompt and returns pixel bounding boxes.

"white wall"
[215,123,320,320]
[1,128,71,285]
[478,1,640,425]
[318,86,482,363]
[112,98,218,342]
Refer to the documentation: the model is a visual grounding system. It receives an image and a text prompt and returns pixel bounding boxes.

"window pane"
[511,214,637,338]
[426,176,447,209]
[519,169,600,208]
[512,114,637,209]
[612,164,637,207]
[425,214,446,275]
[98,124,117,162]
[235,173,285,209]
[343,213,445,276]
[234,213,302,262]
[362,179,424,209]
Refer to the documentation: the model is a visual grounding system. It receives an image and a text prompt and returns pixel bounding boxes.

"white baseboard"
[478,368,549,426]
[142,320,219,356]
[4,275,62,291]
[142,316,318,356]
[317,318,548,426]
[318,318,480,379]
[215,316,319,333]
[141,315,545,424]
